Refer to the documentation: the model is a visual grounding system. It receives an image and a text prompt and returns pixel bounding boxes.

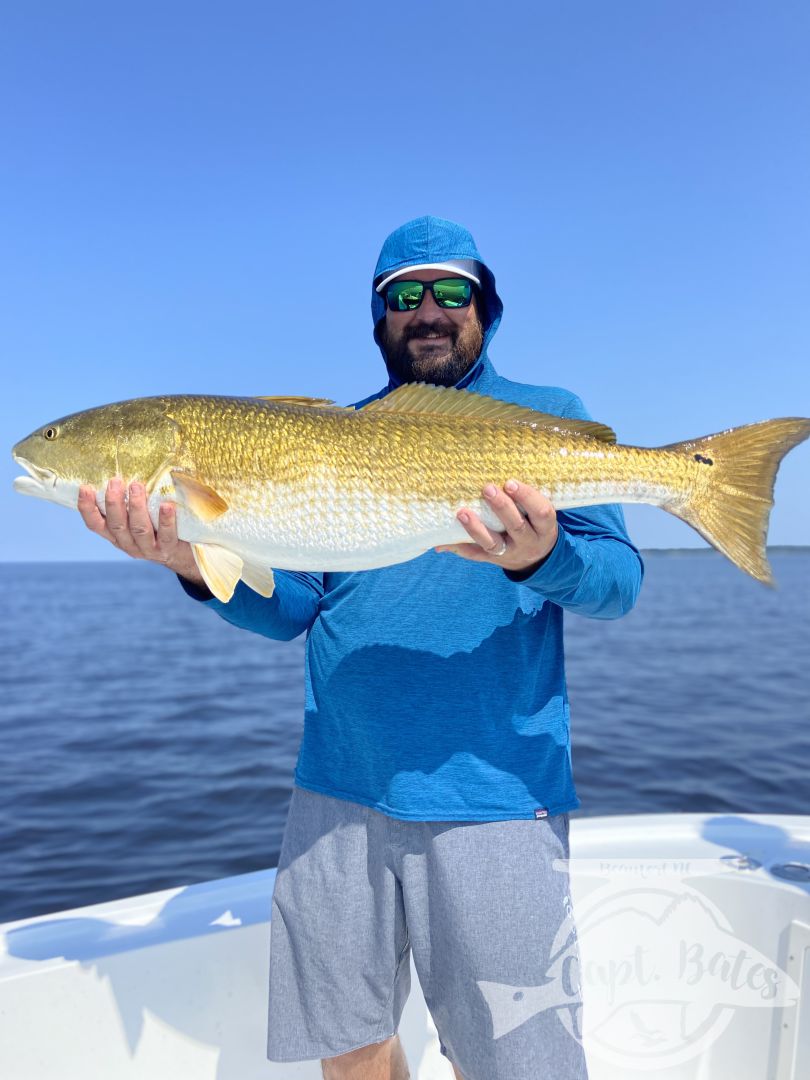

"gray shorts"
[267,785,588,1080]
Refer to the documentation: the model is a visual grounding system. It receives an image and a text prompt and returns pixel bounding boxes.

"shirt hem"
[292,773,581,822]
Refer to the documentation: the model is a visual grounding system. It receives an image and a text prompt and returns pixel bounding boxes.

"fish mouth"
[12,455,58,498]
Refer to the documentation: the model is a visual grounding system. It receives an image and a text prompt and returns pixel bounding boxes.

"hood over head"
[371,216,503,388]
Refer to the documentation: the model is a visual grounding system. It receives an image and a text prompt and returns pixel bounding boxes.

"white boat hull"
[1,813,808,1079]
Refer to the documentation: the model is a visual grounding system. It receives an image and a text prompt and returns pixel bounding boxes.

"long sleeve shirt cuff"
[502,519,643,620]
[176,573,215,603]
[502,525,567,587]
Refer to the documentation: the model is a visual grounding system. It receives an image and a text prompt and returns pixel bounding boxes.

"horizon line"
[0,544,807,565]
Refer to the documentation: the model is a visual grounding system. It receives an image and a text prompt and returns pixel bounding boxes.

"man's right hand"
[78,479,206,588]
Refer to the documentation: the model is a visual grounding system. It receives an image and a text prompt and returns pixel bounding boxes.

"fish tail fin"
[661,417,810,585]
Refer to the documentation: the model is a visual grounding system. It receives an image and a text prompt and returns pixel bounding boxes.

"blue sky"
[2,1,808,561]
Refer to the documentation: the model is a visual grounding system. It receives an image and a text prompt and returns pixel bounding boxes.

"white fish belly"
[156,473,676,573]
[165,488,506,572]
[549,479,675,510]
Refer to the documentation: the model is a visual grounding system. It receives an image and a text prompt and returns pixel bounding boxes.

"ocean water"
[1,551,808,924]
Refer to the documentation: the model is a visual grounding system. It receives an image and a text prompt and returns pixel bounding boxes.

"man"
[78,216,643,1079]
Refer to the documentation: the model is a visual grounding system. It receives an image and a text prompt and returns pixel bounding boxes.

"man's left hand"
[435,479,558,574]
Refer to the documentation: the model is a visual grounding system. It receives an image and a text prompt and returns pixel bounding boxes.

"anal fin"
[192,543,243,602]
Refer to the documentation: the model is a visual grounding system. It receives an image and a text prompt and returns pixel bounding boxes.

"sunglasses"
[384,277,474,312]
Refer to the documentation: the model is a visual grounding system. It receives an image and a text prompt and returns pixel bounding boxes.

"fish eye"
[43,426,59,440]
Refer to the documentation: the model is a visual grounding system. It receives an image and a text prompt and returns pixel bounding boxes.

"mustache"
[405,322,457,341]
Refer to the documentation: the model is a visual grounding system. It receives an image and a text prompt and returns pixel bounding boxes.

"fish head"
[12,397,179,510]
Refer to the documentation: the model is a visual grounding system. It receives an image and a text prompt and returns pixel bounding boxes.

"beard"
[379,309,485,388]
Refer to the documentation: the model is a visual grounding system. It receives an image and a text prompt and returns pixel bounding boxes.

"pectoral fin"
[171,472,229,522]
[240,561,276,597]
[192,543,243,602]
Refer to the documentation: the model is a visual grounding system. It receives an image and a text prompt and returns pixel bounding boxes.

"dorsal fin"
[357,382,616,442]
[255,395,351,409]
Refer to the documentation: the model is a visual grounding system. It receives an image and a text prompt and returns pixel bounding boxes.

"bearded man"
[79,216,643,1080]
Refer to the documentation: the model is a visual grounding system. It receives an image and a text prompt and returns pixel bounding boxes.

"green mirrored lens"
[387,281,425,311]
[432,279,472,307]
[385,277,473,311]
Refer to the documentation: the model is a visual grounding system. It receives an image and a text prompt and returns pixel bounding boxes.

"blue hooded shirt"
[179,216,644,820]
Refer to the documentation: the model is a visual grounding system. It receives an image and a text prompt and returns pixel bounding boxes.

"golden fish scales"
[166,394,699,511]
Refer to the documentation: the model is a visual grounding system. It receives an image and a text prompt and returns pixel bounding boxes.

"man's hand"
[78,479,206,588]
[435,479,558,575]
